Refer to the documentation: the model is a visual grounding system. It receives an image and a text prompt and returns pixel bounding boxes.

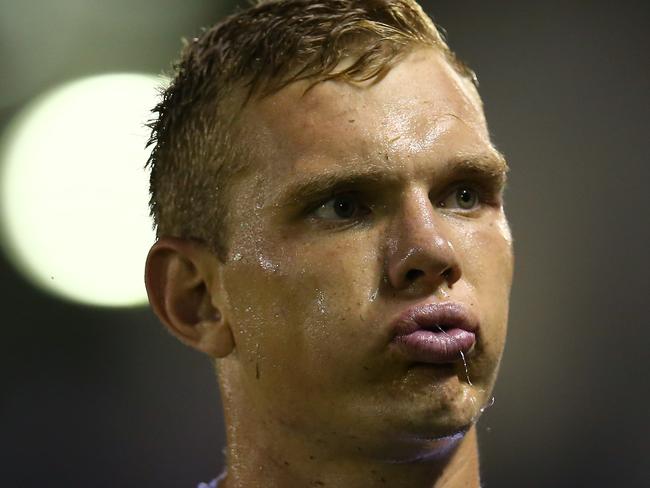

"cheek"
[222,237,383,385]
[454,218,513,352]
[455,217,513,293]
[285,241,384,365]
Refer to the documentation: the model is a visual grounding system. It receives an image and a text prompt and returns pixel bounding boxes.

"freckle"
[309,455,316,460]
[348,119,355,123]
[284,461,290,466]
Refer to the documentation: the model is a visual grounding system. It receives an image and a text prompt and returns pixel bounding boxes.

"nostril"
[441,266,460,288]
[405,269,424,282]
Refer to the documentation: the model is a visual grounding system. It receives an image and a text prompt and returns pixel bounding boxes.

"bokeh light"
[0,73,166,307]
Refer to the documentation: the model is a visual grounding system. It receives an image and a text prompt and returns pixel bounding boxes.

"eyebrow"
[451,151,509,188]
[275,165,398,208]
[275,151,509,207]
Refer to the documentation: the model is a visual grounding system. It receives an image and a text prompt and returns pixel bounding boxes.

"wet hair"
[146,0,477,260]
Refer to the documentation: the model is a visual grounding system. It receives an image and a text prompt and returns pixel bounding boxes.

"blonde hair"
[146,0,477,259]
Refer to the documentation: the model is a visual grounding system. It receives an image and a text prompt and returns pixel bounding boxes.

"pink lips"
[391,302,478,364]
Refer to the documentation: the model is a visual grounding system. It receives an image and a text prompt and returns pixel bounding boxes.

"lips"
[391,302,478,364]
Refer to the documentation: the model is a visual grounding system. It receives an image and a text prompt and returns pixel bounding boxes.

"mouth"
[390,302,478,365]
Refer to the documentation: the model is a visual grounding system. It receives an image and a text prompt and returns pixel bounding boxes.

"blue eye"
[313,193,369,220]
[456,188,479,209]
[439,187,480,211]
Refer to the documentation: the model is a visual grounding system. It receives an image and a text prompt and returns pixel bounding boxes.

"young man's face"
[217,48,513,460]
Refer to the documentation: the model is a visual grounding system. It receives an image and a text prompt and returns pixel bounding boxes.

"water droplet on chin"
[480,396,495,414]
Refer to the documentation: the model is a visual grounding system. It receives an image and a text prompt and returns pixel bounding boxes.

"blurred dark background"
[1,1,648,487]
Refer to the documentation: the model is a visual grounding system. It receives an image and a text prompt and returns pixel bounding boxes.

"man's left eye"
[312,193,370,220]
[438,187,480,211]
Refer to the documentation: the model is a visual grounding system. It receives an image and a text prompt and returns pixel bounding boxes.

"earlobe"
[144,237,235,358]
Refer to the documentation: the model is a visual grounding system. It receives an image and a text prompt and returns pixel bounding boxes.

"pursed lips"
[390,301,479,364]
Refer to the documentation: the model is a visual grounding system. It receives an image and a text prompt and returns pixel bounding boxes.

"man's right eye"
[312,193,370,221]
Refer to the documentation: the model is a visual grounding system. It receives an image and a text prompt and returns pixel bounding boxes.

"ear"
[144,236,235,358]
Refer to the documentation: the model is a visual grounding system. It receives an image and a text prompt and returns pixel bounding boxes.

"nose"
[386,188,461,292]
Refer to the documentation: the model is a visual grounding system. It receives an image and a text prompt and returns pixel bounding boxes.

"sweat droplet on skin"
[315,290,327,314]
[368,288,378,302]
[480,396,495,414]
[258,255,278,271]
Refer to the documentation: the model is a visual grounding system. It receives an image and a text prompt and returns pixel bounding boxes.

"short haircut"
[146,0,478,260]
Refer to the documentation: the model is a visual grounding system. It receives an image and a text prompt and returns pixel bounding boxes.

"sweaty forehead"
[238,48,488,177]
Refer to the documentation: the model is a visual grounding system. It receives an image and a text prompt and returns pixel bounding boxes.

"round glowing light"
[0,73,166,307]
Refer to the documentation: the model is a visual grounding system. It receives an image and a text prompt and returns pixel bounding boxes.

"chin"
[349,383,485,463]
[406,410,476,442]
[397,377,490,438]
[329,365,495,461]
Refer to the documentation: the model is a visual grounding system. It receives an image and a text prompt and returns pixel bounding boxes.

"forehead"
[237,48,492,193]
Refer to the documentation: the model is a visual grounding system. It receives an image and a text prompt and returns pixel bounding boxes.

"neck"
[219,415,480,488]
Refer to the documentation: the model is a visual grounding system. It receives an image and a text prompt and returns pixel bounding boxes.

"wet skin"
[210,47,514,478]
[149,47,514,487]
